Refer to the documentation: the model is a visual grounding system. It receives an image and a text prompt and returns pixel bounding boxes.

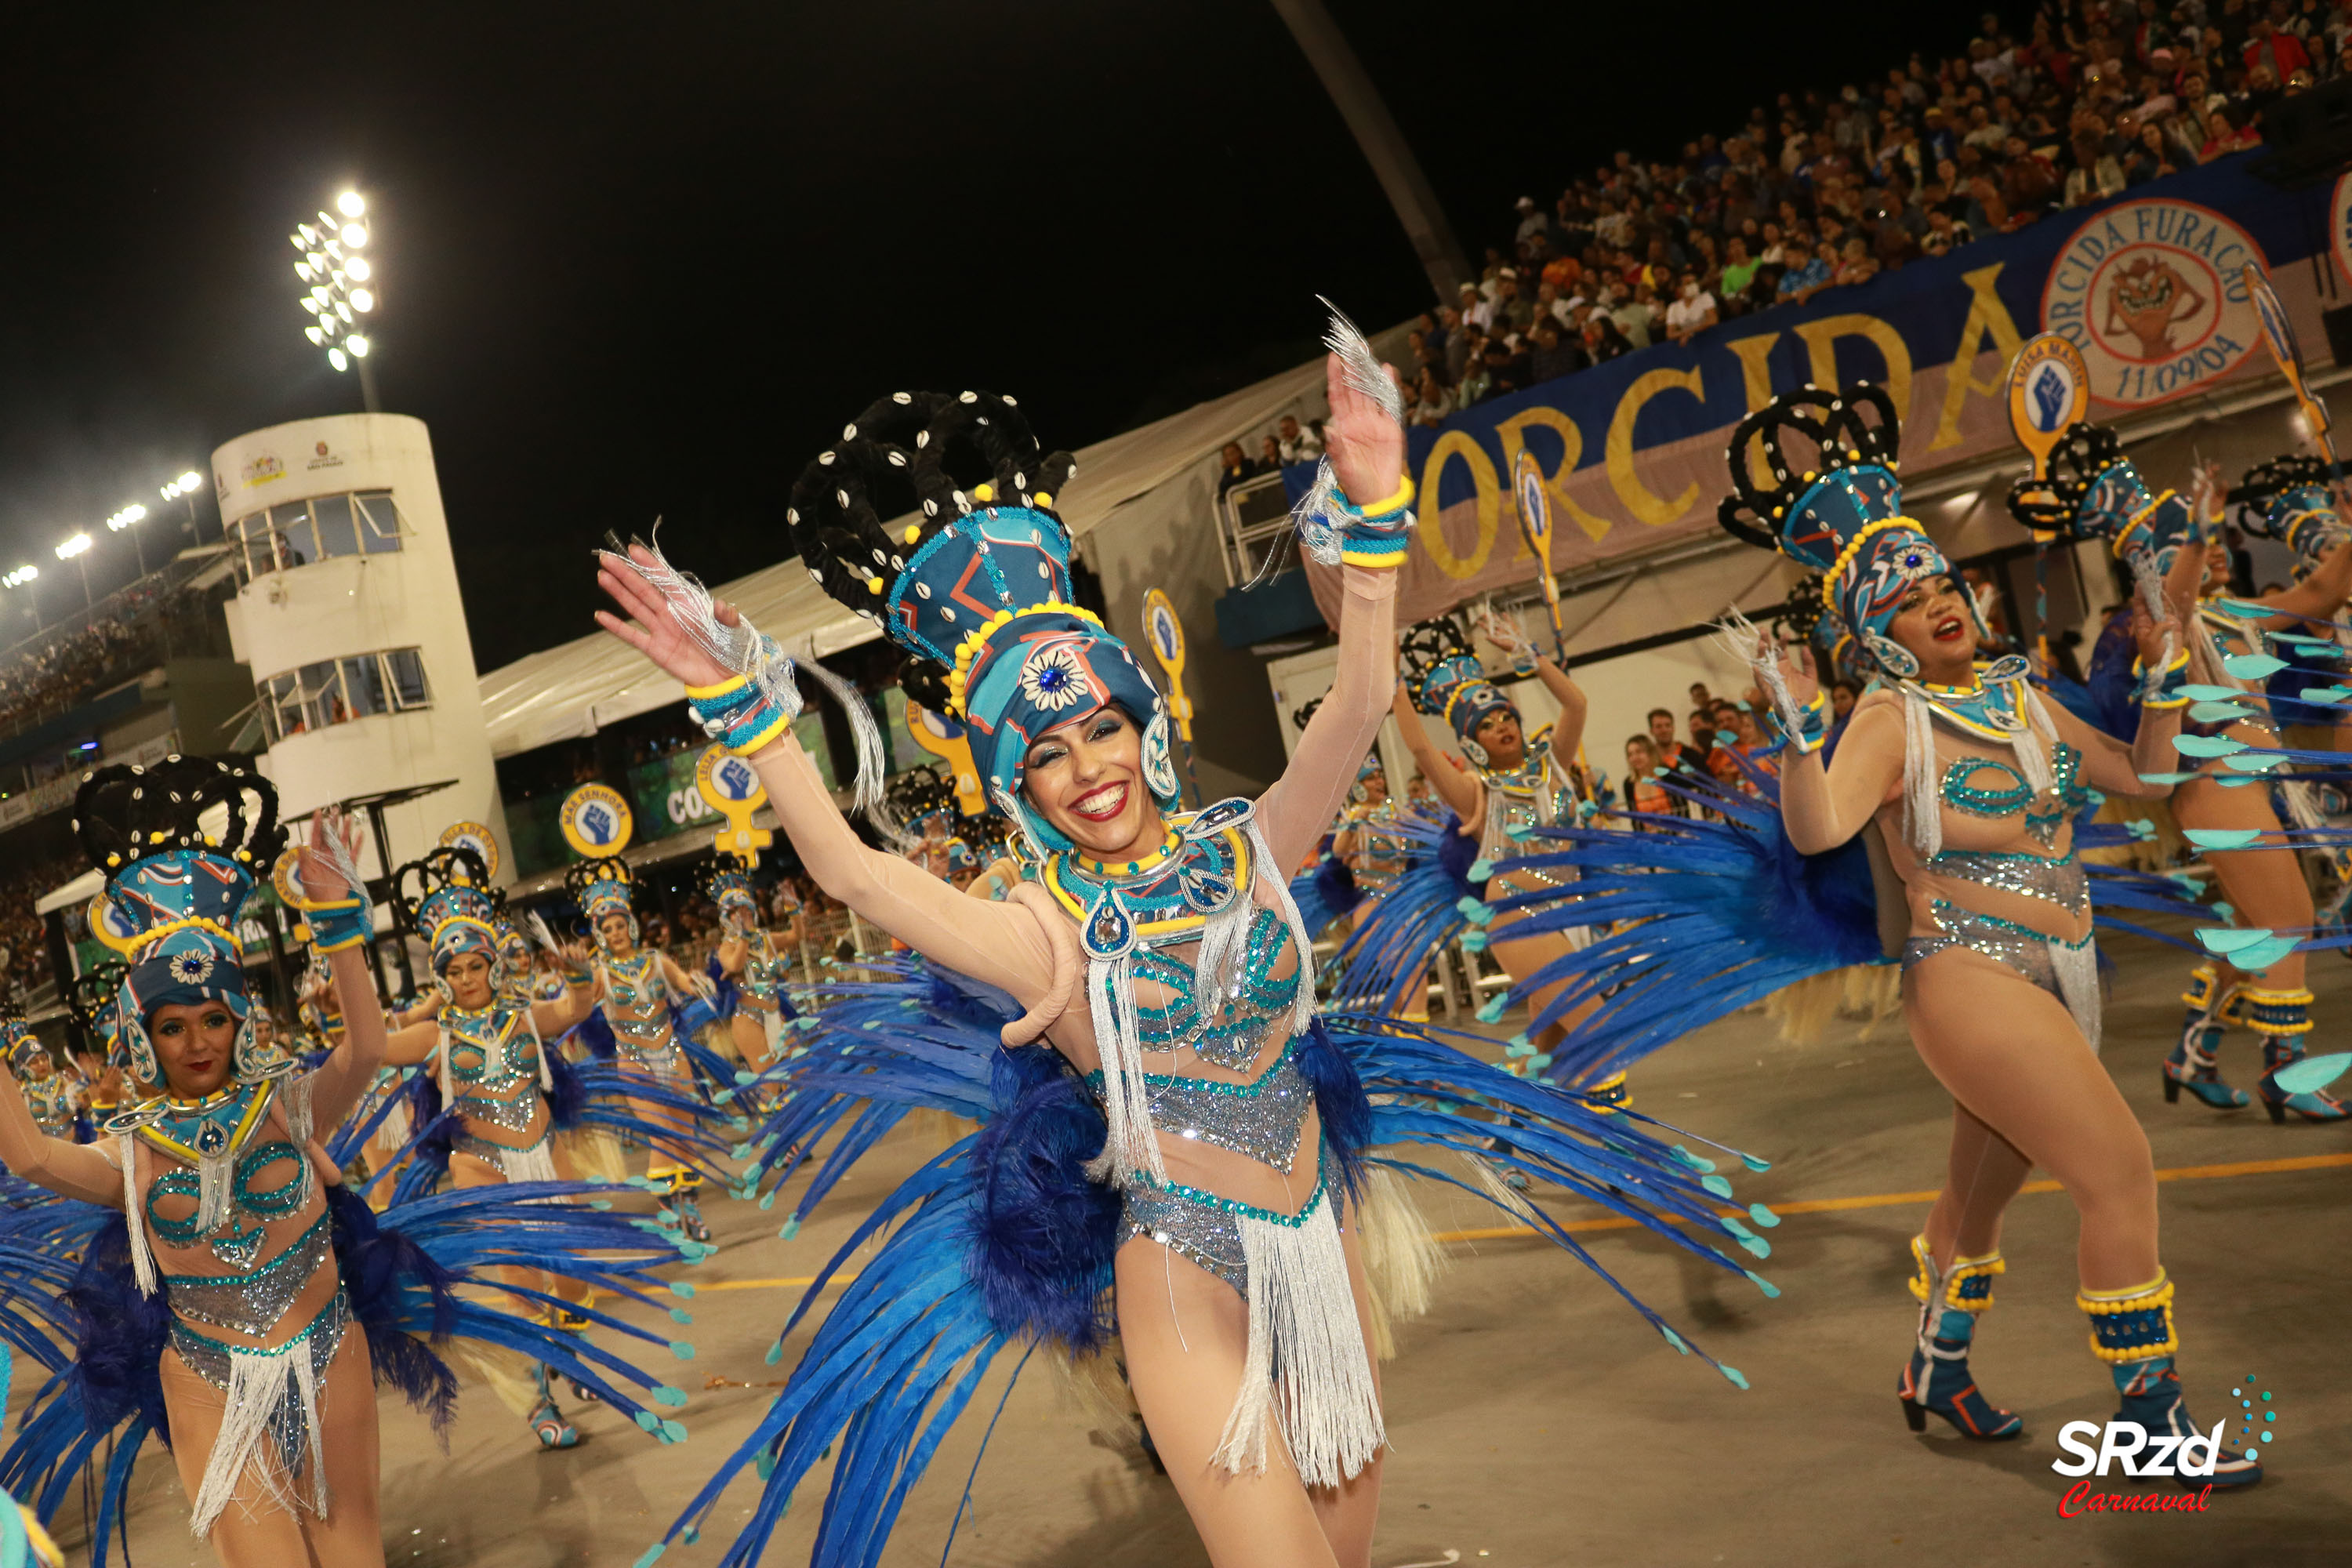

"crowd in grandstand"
[0,579,189,740]
[0,851,80,1007]
[1218,1,2325,467]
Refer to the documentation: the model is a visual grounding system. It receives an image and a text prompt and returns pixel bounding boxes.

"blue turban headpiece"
[2005,419,2199,576]
[789,390,1178,853]
[2231,456,2348,564]
[1401,618,1519,763]
[394,844,501,983]
[1720,382,1984,679]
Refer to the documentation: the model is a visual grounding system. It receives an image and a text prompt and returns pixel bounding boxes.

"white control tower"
[212,412,509,879]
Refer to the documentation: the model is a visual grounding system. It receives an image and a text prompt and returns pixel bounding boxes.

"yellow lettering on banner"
[1605,366,1706,526]
[1723,333,1782,488]
[1931,263,2026,452]
[1417,430,1500,579]
[1497,407,1615,544]
[1795,314,1915,426]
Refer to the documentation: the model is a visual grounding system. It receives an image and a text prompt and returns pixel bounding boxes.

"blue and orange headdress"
[75,756,284,1084]
[2005,419,2199,575]
[1401,619,1519,765]
[789,390,1177,853]
[394,845,501,989]
[1720,383,1983,680]
[2,1008,38,1076]
[565,856,637,946]
[2230,456,2347,564]
[699,852,760,924]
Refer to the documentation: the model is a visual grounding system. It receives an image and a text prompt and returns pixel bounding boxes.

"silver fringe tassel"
[1212,1197,1385,1487]
[188,1341,332,1538]
[2050,935,2103,1053]
[118,1133,158,1297]
[1902,689,1942,859]
[496,1140,563,1185]
[1082,956,1164,1187]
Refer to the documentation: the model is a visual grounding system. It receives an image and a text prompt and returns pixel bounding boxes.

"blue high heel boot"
[1897,1235,2023,1440]
[2163,964,2249,1109]
[2082,1272,2262,1489]
[2244,985,2349,1123]
[528,1360,579,1450]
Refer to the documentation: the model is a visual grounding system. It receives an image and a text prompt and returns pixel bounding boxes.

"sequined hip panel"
[454,1087,540,1134]
[161,1214,332,1338]
[1117,1160,1330,1296]
[1902,900,2088,1004]
[615,1036,687,1076]
[1087,1039,1315,1171]
[1928,849,2089,916]
[452,1126,559,1184]
[169,1287,350,1535]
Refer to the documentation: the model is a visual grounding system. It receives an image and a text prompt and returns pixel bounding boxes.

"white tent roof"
[477,354,1338,757]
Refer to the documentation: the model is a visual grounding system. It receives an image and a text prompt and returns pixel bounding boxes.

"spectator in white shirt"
[1663,273,1719,343]
[1276,415,1323,464]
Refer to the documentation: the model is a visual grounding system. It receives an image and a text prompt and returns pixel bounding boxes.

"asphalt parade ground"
[24,924,2350,1567]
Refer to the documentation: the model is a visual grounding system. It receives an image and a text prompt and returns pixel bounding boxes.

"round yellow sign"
[558,783,633,858]
[437,820,500,880]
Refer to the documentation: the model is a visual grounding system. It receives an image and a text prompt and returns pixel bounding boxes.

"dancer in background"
[568,856,722,1242]
[1383,612,1613,1092]
[2015,432,2352,1123]
[1705,387,2250,1477]
[2,1017,89,1144]
[0,760,696,1566]
[597,329,1773,1568]
[708,852,797,1073]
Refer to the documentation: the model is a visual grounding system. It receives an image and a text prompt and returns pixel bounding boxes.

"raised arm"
[2056,593,2187,799]
[1768,647,1905,855]
[1476,610,1587,757]
[292,813,388,1132]
[0,1067,124,1205]
[1259,562,1398,869]
[2245,536,2352,629]
[594,553,1062,1010]
[528,942,598,1036]
[1390,681,1483,823]
[1256,350,1406,870]
[380,1018,441,1069]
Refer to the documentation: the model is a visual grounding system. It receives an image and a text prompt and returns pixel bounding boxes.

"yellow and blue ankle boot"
[667,1167,713,1244]
[528,1359,579,1450]
[2243,985,2347,1123]
[2164,964,2249,1109]
[2081,1272,2261,1489]
[1898,1235,2022,1439]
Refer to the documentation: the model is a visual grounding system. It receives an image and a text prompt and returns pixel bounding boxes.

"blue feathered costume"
[0,760,702,1562]
[642,955,1779,1568]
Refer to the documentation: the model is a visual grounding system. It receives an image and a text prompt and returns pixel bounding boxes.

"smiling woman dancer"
[1724,386,2258,1481]
[597,321,1775,1568]
[1382,612,1615,1090]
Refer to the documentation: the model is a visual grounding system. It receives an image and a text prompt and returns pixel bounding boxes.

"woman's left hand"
[2129,595,2182,671]
[1323,350,1406,508]
[299,808,364,905]
[1473,608,1530,659]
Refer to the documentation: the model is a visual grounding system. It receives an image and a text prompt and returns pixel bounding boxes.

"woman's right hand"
[1766,637,1820,709]
[596,543,736,689]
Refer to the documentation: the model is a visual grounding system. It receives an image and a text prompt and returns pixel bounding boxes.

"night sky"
[0,1,1983,673]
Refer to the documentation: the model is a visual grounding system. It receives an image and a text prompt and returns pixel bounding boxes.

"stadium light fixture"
[105,503,147,531]
[55,533,90,560]
[291,188,378,386]
[2,566,35,588]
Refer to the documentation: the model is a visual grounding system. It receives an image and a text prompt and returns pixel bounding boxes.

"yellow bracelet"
[1348,474,1415,519]
[730,707,796,757]
[684,671,752,700]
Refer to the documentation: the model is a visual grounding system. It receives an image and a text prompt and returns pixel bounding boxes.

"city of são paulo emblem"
[2041,198,2267,408]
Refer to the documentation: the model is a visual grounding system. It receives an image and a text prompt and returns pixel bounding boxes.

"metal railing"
[0,730,180,833]
[1216,470,1303,587]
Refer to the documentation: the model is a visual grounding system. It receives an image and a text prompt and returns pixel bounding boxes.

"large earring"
[232,1012,265,1080]
[1862,630,1920,679]
[1142,711,1180,804]
[990,782,1062,858]
[1461,737,1490,768]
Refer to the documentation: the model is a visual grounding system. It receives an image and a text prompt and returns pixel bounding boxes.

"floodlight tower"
[291,190,381,412]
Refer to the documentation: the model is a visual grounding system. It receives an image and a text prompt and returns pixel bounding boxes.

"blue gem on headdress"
[167,949,216,986]
[1904,553,1922,568]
